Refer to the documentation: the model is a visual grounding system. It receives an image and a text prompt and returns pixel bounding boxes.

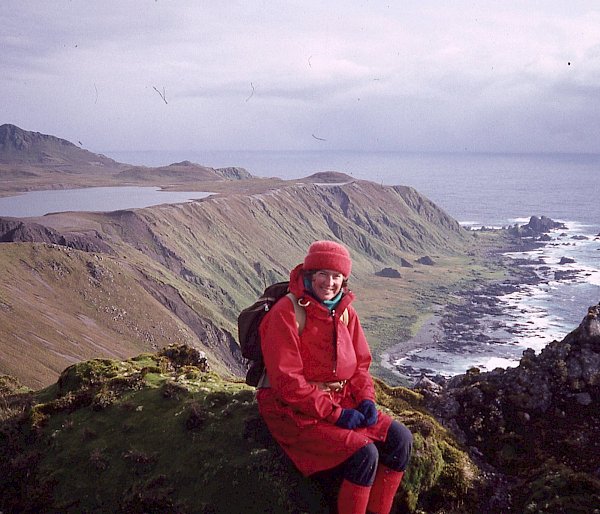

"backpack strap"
[286,292,306,334]
[259,293,305,389]
[259,295,348,389]
[287,292,347,331]
[340,308,349,326]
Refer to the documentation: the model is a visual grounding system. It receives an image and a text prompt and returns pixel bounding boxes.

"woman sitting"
[257,240,412,514]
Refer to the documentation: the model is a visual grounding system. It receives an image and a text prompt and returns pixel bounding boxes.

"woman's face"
[311,269,345,301]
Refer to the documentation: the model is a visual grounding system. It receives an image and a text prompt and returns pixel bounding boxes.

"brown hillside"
[0,243,203,389]
[116,161,244,183]
[0,125,250,195]
[0,178,477,388]
[0,124,121,168]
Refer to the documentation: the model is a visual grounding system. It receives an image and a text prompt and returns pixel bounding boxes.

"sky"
[2,1,600,155]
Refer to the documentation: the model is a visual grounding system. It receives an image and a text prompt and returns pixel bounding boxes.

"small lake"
[0,187,212,218]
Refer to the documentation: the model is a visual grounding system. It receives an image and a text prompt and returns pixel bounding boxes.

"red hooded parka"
[256,264,393,476]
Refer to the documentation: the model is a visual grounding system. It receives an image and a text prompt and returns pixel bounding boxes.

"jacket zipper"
[331,309,338,375]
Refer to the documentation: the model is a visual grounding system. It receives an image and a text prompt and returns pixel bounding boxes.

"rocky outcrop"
[508,215,566,238]
[417,256,435,266]
[420,304,600,512]
[215,166,252,180]
[400,257,414,268]
[424,303,600,451]
[375,267,401,278]
[527,215,566,233]
[0,217,113,254]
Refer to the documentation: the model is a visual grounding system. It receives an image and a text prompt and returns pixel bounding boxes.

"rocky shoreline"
[383,215,597,383]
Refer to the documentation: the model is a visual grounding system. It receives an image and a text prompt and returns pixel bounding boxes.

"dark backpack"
[237,282,305,386]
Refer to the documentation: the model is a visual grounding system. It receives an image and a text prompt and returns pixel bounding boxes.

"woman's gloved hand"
[357,399,378,427]
[335,409,365,429]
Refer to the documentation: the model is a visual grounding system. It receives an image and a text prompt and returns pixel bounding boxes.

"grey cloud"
[2,1,600,154]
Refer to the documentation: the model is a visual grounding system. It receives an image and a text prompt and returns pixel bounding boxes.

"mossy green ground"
[1,347,481,513]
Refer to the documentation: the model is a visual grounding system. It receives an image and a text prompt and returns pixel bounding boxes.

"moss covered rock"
[421,304,600,513]
[0,347,485,513]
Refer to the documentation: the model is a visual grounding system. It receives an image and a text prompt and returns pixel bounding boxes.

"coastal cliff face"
[0,177,471,388]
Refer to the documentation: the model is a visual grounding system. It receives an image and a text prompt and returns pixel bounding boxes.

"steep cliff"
[0,179,474,388]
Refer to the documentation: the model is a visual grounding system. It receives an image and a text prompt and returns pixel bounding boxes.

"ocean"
[106,149,600,377]
[106,150,600,226]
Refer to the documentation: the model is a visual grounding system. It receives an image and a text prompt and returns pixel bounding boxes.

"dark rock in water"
[400,257,414,268]
[375,267,401,278]
[527,215,566,233]
[571,235,589,240]
[559,256,576,265]
[554,269,579,281]
[417,256,435,266]
[508,215,566,238]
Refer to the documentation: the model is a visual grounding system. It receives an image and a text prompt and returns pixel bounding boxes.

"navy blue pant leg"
[342,420,413,486]
[376,420,413,472]
[342,443,379,486]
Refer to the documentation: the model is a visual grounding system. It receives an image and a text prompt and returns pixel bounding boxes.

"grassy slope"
[1,178,510,388]
[0,348,482,514]
[0,243,231,388]
[90,180,509,380]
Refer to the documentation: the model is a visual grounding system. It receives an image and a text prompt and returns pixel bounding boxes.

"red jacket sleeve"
[259,298,342,423]
[345,308,377,404]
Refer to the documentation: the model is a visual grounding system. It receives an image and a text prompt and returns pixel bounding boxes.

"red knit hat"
[303,240,352,277]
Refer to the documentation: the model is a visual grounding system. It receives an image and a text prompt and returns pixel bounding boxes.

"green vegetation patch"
[1,348,487,513]
[521,463,600,514]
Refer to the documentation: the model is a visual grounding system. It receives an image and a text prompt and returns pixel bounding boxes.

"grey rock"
[559,256,576,265]
[574,392,592,406]
[417,256,435,266]
[375,267,401,278]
